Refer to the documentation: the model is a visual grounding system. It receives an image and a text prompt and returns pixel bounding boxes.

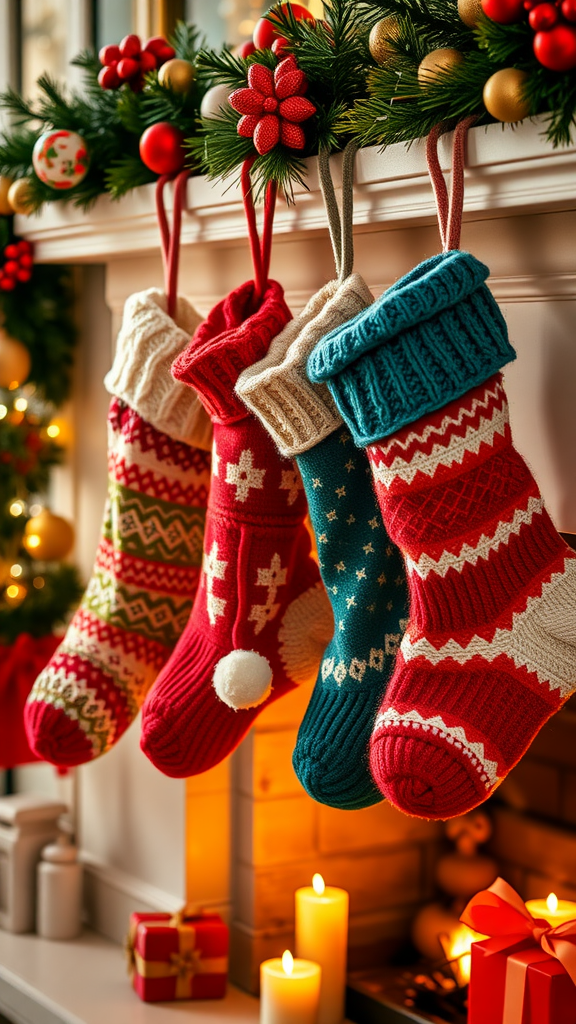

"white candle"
[526,892,576,927]
[295,874,349,1024]
[260,951,321,1024]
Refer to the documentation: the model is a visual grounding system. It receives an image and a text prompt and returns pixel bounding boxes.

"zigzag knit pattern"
[25,399,210,766]
[307,251,516,446]
[367,375,576,819]
[140,279,333,778]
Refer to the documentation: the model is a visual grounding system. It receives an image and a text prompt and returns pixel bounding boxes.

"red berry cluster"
[482,0,576,69]
[98,34,175,92]
[0,239,33,291]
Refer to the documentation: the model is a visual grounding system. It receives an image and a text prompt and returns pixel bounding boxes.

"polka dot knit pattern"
[25,401,211,766]
[237,273,408,809]
[140,279,333,779]
[308,254,576,820]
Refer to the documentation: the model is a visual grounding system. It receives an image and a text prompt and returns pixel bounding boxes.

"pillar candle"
[526,892,576,927]
[260,952,321,1024]
[295,875,349,1024]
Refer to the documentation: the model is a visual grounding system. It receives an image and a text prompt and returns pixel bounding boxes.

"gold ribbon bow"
[461,877,576,1024]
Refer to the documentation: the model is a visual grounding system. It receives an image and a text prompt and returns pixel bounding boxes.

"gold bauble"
[0,329,31,388]
[458,0,483,27]
[158,58,196,94]
[7,178,35,216]
[368,17,400,65]
[0,176,14,216]
[24,510,75,561]
[418,47,464,86]
[483,67,530,123]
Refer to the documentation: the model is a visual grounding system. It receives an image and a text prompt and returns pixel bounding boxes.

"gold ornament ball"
[418,47,464,86]
[458,0,483,28]
[368,17,399,65]
[24,510,75,561]
[0,329,31,388]
[483,67,530,123]
[7,178,35,215]
[158,58,196,94]
[0,176,14,216]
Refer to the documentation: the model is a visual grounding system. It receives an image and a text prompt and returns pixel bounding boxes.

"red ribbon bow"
[461,877,576,1024]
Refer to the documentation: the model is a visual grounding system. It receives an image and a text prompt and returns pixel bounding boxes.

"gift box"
[461,878,576,1024]
[126,910,228,1002]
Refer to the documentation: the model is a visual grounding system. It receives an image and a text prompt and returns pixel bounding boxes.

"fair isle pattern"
[25,399,211,768]
[367,373,576,819]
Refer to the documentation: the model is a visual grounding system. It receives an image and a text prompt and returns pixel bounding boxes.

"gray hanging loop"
[317,141,357,283]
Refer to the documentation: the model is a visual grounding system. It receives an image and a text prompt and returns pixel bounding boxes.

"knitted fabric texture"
[140,279,333,778]
[366,374,576,819]
[307,251,516,447]
[237,273,408,809]
[25,399,211,766]
[104,289,213,451]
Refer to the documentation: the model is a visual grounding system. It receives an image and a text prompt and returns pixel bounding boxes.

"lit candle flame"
[282,950,294,976]
[440,924,484,988]
[312,873,325,895]
[547,893,558,914]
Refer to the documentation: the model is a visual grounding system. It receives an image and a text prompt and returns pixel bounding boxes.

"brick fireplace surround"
[10,118,576,1003]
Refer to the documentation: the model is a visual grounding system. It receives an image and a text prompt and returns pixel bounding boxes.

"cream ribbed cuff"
[104,288,213,451]
[237,274,373,457]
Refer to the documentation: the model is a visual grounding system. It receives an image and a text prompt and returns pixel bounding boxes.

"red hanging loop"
[155,169,191,319]
[241,158,278,304]
[426,115,477,252]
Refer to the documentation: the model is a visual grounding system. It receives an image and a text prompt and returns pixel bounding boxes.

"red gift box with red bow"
[461,878,576,1024]
[126,910,228,1002]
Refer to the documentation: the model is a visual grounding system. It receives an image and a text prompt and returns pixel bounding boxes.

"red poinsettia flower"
[229,55,316,155]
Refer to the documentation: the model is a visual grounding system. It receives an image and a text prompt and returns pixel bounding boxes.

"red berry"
[235,40,257,58]
[117,57,140,80]
[534,22,576,67]
[16,268,32,282]
[99,44,121,66]
[272,36,290,56]
[562,0,576,21]
[139,123,186,175]
[98,65,120,89]
[253,2,315,49]
[481,0,525,21]
[17,240,33,254]
[143,36,169,56]
[4,244,18,259]
[529,2,558,28]
[0,277,16,290]
[18,253,33,268]
[119,34,141,58]
[4,260,18,275]
[156,45,176,65]
[139,50,157,73]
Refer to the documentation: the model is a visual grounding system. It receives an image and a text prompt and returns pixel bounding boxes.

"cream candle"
[526,892,576,927]
[260,951,321,1024]
[295,874,349,1024]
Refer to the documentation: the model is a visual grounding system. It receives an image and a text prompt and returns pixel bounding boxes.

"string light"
[46,423,60,438]
[29,503,43,516]
[8,381,19,390]
[9,500,25,517]
[6,585,19,599]
[24,533,41,549]
[0,405,7,419]
[14,397,28,412]
[10,564,22,578]
[33,576,45,589]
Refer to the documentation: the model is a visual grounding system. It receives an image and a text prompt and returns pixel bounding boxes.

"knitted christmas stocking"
[25,290,212,766]
[237,272,408,809]
[308,248,576,820]
[140,278,333,777]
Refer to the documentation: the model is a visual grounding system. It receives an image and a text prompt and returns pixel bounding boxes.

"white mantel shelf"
[15,118,576,263]
[0,928,260,1024]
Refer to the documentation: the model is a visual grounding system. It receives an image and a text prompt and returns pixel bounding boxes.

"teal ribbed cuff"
[307,251,516,446]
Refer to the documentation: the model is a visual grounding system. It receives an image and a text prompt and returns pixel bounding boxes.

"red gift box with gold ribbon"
[461,878,576,1024]
[126,909,228,1002]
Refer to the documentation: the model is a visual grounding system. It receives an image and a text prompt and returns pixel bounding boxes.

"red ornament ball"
[253,2,315,49]
[562,0,576,22]
[235,40,256,57]
[528,2,558,29]
[534,23,576,68]
[481,0,524,22]
[139,123,186,175]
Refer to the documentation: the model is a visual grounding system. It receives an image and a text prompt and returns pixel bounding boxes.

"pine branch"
[170,21,204,61]
[105,154,156,198]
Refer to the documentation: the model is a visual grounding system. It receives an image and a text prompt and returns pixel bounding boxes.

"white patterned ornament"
[32,130,89,190]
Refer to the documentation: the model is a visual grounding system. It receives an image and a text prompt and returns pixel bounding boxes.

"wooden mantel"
[16,117,576,263]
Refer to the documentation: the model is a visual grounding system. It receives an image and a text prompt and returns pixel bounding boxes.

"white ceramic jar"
[37,833,82,940]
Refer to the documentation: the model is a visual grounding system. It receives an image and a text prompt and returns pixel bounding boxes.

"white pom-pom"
[213,651,273,710]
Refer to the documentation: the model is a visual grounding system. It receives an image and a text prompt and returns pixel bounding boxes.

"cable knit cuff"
[237,274,374,457]
[307,251,516,447]
[104,289,213,450]
[172,279,292,424]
